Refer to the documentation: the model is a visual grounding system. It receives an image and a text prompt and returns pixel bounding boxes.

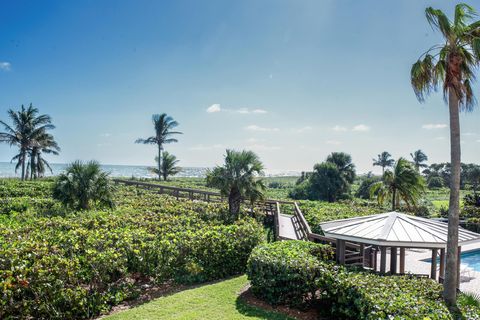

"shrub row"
[0,191,264,319]
[247,241,480,320]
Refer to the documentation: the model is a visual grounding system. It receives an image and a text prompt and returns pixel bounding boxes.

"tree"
[53,161,115,210]
[410,149,428,170]
[206,149,265,218]
[370,158,426,211]
[326,152,356,195]
[373,151,395,174]
[411,3,480,304]
[135,114,182,180]
[0,104,55,180]
[29,132,60,179]
[467,165,480,194]
[149,151,181,181]
[310,162,344,202]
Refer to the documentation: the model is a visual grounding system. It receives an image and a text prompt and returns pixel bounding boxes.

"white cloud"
[189,143,225,151]
[332,125,348,132]
[100,133,112,137]
[435,136,445,140]
[352,124,370,132]
[245,125,279,132]
[206,104,222,113]
[463,132,476,136]
[326,140,342,145]
[236,108,267,114]
[422,123,447,130]
[246,137,265,143]
[295,126,313,133]
[0,62,11,71]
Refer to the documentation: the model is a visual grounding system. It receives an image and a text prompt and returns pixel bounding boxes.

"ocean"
[0,162,300,178]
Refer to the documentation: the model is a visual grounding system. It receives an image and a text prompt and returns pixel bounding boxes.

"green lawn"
[104,276,292,320]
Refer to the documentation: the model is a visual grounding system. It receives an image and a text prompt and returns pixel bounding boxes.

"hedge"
[0,188,265,319]
[247,241,480,320]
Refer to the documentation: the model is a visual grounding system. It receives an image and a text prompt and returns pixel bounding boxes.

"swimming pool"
[424,249,480,272]
[461,249,480,272]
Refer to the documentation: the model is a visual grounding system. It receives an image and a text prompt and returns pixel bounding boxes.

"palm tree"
[411,3,480,304]
[149,152,181,181]
[410,149,428,171]
[135,114,182,180]
[370,158,426,211]
[206,149,265,218]
[29,132,60,179]
[0,104,54,180]
[53,161,115,210]
[373,151,395,174]
[326,152,356,194]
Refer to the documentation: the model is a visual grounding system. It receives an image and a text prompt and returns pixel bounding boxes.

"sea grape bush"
[247,241,480,320]
[0,182,264,319]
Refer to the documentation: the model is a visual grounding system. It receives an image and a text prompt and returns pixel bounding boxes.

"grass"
[104,276,292,320]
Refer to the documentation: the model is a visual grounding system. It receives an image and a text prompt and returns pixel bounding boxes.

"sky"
[1,0,480,174]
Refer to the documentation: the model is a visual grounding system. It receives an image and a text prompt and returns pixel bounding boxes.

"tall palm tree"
[29,132,60,179]
[148,152,181,181]
[372,151,395,174]
[206,149,265,218]
[135,114,182,180]
[0,104,54,180]
[411,3,480,304]
[370,158,426,211]
[410,149,428,171]
[326,152,356,194]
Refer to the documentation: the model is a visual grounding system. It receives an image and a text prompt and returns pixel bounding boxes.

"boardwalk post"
[336,239,346,265]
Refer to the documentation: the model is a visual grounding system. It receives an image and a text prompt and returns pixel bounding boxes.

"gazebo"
[319,212,480,284]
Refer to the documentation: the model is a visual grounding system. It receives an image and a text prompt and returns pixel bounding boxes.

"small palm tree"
[0,104,55,180]
[410,149,428,171]
[149,152,181,181]
[370,158,426,211]
[53,161,115,210]
[135,114,182,180]
[372,151,395,174]
[206,149,265,218]
[411,3,480,303]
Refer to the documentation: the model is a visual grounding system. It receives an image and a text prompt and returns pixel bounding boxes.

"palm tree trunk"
[21,150,26,181]
[391,188,396,211]
[158,144,162,181]
[228,189,241,219]
[444,88,461,305]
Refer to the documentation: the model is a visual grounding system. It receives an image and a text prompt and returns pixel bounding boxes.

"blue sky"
[1,0,480,173]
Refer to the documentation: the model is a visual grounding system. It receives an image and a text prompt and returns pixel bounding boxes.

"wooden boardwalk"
[112,178,367,266]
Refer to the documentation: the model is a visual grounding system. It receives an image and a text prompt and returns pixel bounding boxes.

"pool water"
[461,250,480,272]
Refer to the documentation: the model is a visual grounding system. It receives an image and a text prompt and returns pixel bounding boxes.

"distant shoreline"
[0,162,302,178]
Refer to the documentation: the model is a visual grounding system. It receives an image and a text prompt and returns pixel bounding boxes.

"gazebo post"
[439,248,446,283]
[390,247,397,274]
[380,246,387,274]
[430,248,438,280]
[336,239,346,265]
[399,248,405,274]
[456,246,462,289]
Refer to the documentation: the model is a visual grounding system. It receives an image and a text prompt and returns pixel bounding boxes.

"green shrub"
[247,241,480,320]
[247,241,334,308]
[428,176,444,189]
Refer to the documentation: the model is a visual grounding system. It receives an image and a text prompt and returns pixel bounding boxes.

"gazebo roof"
[320,211,480,248]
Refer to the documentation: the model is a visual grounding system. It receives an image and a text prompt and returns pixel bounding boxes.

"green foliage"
[53,161,116,210]
[370,158,426,211]
[247,241,480,319]
[355,175,380,199]
[206,149,265,217]
[247,241,334,308]
[428,176,444,189]
[0,184,264,319]
[149,152,181,181]
[299,200,382,233]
